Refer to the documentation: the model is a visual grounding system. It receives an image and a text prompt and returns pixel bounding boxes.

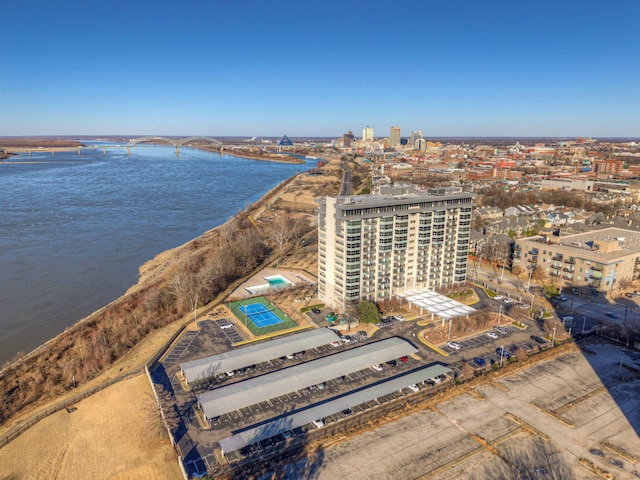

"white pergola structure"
[397,289,477,339]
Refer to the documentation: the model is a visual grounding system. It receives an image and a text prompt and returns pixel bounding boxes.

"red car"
[400,356,409,363]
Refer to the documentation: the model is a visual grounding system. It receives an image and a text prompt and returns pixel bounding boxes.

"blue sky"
[1,0,638,137]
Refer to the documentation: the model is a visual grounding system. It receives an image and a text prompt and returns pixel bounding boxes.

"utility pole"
[552,327,556,347]
[498,305,503,325]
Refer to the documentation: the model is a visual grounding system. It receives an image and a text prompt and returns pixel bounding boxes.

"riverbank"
[0,154,342,439]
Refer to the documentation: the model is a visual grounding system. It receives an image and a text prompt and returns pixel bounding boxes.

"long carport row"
[196,337,418,422]
[180,327,340,385]
[219,363,451,455]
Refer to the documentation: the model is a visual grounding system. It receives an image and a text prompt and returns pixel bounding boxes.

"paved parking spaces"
[213,318,244,343]
[441,327,513,355]
[164,330,199,365]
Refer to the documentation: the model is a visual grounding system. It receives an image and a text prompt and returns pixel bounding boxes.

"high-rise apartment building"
[410,130,423,149]
[390,126,401,147]
[317,187,475,311]
[343,131,355,148]
[362,125,374,142]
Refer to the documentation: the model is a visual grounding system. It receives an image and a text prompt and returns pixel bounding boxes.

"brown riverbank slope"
[0,153,353,477]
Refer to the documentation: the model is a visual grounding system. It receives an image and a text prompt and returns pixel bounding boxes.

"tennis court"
[238,303,283,328]
[227,296,298,336]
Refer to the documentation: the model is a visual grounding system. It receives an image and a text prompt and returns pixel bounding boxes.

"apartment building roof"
[517,227,640,262]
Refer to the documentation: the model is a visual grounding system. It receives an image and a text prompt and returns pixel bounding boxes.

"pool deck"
[229,268,315,300]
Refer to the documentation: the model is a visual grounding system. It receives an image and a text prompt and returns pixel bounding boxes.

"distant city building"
[317,187,475,311]
[277,135,294,146]
[591,159,624,175]
[343,131,355,148]
[390,126,401,147]
[513,228,640,294]
[362,125,374,142]
[540,177,593,192]
[415,138,427,151]
[409,130,423,149]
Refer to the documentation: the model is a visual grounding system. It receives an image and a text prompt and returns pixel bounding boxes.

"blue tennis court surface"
[239,303,283,328]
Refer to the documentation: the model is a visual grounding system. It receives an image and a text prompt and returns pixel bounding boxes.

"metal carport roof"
[397,289,476,321]
[180,328,340,384]
[197,337,417,421]
[219,363,451,454]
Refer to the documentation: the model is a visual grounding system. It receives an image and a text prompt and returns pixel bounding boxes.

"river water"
[0,144,313,365]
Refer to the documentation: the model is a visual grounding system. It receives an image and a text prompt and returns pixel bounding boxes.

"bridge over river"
[19,136,225,156]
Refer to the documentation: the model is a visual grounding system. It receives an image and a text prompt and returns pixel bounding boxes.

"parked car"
[494,326,508,335]
[400,356,409,362]
[342,408,354,417]
[473,357,486,367]
[340,335,352,344]
[605,312,617,319]
[486,332,499,339]
[493,295,504,300]
[386,359,398,367]
[370,364,383,372]
[503,297,514,304]
[496,347,511,359]
[219,322,234,329]
[394,315,405,322]
[563,316,574,326]
[447,342,461,350]
[330,341,341,348]
[530,335,548,344]
[312,308,321,314]
[312,418,325,428]
[557,294,567,301]
[357,330,368,340]
[408,384,419,392]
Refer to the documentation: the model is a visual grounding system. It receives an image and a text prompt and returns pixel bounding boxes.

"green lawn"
[226,296,298,336]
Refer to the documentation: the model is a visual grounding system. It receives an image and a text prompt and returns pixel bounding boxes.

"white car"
[312,418,325,429]
[370,364,383,372]
[330,341,341,348]
[503,297,514,304]
[493,295,504,300]
[486,332,499,339]
[394,315,405,322]
[408,384,419,392]
[219,322,234,329]
[447,341,461,350]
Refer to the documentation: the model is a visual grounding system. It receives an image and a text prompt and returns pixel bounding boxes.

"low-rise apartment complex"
[514,228,640,293]
[317,187,475,311]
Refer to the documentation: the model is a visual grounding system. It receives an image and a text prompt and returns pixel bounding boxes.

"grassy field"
[227,296,298,336]
[0,373,180,480]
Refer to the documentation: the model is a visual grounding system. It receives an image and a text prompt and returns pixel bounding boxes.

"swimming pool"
[245,275,293,295]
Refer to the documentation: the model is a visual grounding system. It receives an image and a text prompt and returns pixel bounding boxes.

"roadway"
[468,263,640,337]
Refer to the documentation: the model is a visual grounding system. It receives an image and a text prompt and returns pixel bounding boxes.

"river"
[0,143,313,365]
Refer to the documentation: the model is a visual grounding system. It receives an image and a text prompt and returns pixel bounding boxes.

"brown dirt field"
[0,374,180,480]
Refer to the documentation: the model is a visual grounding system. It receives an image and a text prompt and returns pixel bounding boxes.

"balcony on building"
[564,258,576,264]
[592,264,603,272]
[551,254,563,261]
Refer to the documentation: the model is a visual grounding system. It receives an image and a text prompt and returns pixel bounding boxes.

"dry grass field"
[0,374,181,480]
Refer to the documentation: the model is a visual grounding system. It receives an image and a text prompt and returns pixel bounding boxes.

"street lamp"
[499,345,505,367]
[498,305,503,325]
[530,293,535,316]
[582,316,586,335]
[551,327,556,347]
[448,318,452,340]
[526,265,534,291]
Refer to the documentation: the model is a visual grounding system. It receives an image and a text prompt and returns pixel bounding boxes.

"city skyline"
[1,0,639,137]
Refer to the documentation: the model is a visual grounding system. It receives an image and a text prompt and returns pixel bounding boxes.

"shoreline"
[0,166,306,375]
